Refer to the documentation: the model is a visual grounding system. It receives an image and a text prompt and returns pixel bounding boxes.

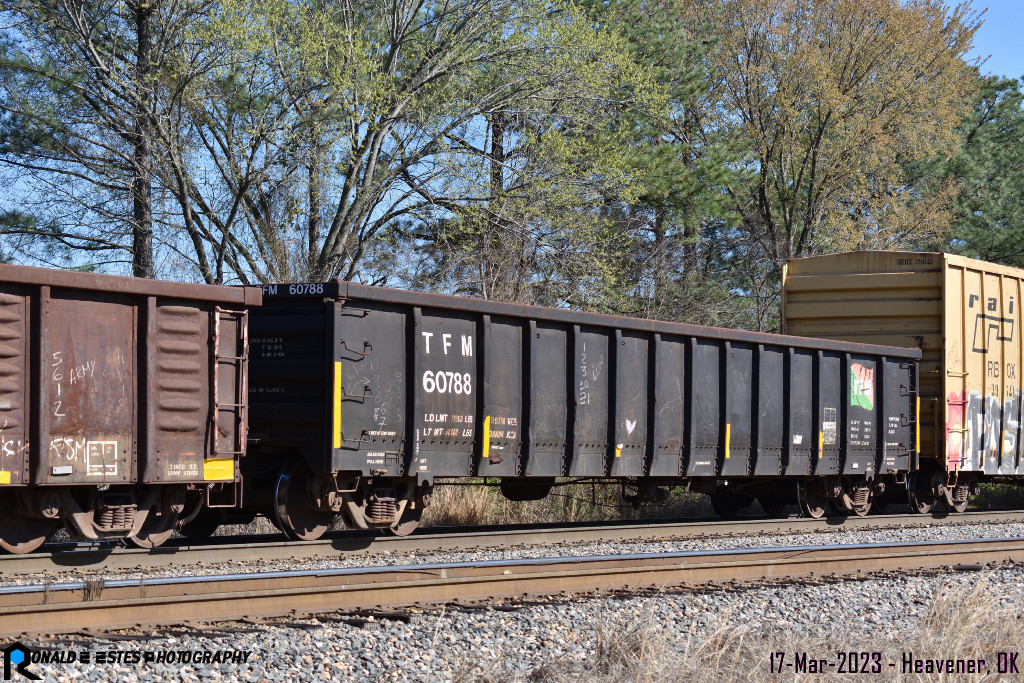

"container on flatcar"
[782,250,1024,511]
[246,280,920,538]
[0,264,260,551]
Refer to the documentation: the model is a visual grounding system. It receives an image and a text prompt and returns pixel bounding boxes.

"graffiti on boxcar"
[48,437,118,476]
[579,341,590,406]
[50,346,129,420]
[947,391,966,468]
[0,437,23,457]
[371,368,402,429]
[1,436,26,462]
[578,341,604,407]
[49,436,87,462]
[947,390,1022,470]
[66,360,96,385]
[1002,390,1021,464]
[50,351,66,417]
[969,393,1002,469]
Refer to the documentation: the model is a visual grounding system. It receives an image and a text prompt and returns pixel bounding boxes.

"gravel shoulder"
[13,520,1024,682]
[21,565,1024,682]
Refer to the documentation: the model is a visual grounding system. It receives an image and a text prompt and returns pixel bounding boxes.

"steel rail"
[5,510,1024,575]
[3,537,1024,636]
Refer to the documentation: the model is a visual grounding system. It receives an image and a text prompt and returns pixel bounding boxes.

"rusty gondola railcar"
[0,264,261,551]
[245,281,921,540]
[783,250,1024,513]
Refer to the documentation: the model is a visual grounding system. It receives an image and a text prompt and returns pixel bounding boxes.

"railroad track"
[3,537,1022,637]
[5,509,1024,575]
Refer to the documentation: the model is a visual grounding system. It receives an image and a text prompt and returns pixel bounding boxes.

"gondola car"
[235,280,920,540]
[0,265,260,552]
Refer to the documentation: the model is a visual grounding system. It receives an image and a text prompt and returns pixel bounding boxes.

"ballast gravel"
[3,519,1024,586]
[21,565,1024,682]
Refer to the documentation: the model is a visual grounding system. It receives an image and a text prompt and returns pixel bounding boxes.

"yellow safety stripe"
[916,397,921,456]
[483,415,491,461]
[333,361,342,449]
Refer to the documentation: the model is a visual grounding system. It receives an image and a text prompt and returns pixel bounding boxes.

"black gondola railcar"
[241,281,921,540]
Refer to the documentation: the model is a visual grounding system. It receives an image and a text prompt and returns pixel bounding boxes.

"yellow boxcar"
[783,251,1024,483]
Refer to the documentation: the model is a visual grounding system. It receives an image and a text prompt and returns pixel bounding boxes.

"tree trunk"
[652,206,667,314]
[130,1,155,279]
[484,112,507,299]
[308,126,323,281]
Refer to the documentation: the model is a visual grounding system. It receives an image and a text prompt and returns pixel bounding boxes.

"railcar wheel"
[0,499,56,554]
[908,493,932,514]
[273,458,334,541]
[850,499,871,517]
[907,473,935,514]
[130,511,178,549]
[797,482,827,519]
[709,489,740,519]
[383,504,422,537]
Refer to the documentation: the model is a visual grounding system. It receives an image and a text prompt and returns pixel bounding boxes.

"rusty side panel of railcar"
[0,265,259,488]
[248,281,920,483]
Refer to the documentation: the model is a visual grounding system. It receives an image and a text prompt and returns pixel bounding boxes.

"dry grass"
[422,483,712,528]
[454,576,1024,682]
[424,485,499,527]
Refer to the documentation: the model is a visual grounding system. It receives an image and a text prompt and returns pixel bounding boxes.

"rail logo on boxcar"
[969,294,1014,353]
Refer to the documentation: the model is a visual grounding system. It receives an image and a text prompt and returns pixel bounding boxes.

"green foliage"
[971,482,1024,509]
[183,0,661,291]
[712,0,981,277]
[0,0,1004,334]
[925,74,1024,266]
[568,0,749,325]
[560,0,982,330]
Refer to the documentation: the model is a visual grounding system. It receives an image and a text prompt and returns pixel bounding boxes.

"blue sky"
[969,1,1024,79]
